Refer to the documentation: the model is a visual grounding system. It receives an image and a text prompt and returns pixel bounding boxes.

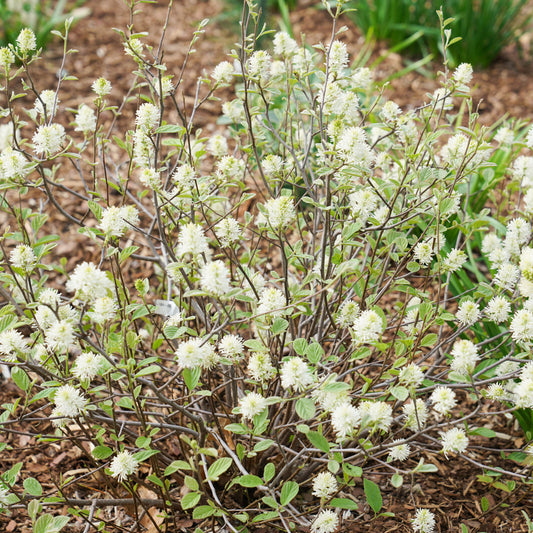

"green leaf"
[391,473,403,488]
[181,491,201,510]
[295,397,316,420]
[119,245,139,263]
[470,427,496,438]
[207,457,232,481]
[235,475,263,488]
[183,367,201,390]
[184,475,199,491]
[11,368,31,392]
[389,385,409,401]
[271,317,289,335]
[420,333,438,347]
[363,478,382,514]
[135,364,160,377]
[263,463,275,483]
[23,477,42,496]
[164,460,192,476]
[253,439,274,452]
[133,449,159,462]
[330,497,358,510]
[193,505,216,519]
[481,496,489,512]
[87,200,103,221]
[252,511,280,523]
[306,342,324,364]
[306,430,330,453]
[155,124,185,134]
[224,423,248,435]
[280,480,299,506]
[92,446,113,460]
[293,338,308,355]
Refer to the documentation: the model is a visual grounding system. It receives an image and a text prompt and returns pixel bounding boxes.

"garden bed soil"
[1,0,533,531]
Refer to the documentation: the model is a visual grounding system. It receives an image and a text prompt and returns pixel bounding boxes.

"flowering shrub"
[0,1,533,531]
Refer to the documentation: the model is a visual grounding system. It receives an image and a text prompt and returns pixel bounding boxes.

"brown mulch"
[2,0,533,531]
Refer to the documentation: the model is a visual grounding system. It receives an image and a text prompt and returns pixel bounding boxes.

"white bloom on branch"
[331,402,360,439]
[413,240,434,266]
[218,334,244,359]
[456,300,480,327]
[310,509,339,533]
[402,297,421,335]
[45,319,75,352]
[359,400,393,432]
[212,61,234,85]
[67,262,114,302]
[38,288,61,306]
[247,352,275,382]
[247,50,271,82]
[257,287,287,317]
[206,134,228,157]
[257,196,296,230]
[312,471,338,499]
[430,386,457,415]
[138,167,161,189]
[349,188,378,225]
[280,357,314,391]
[443,248,467,272]
[99,205,139,238]
[10,244,36,273]
[327,40,348,76]
[494,263,519,290]
[273,32,298,58]
[440,427,469,457]
[75,104,97,133]
[92,77,112,96]
[336,300,360,328]
[53,384,87,421]
[484,296,510,323]
[0,329,28,362]
[175,338,218,370]
[0,47,15,69]
[239,392,268,420]
[17,28,36,53]
[200,260,231,297]
[34,90,58,118]
[261,154,283,178]
[177,223,210,258]
[450,339,479,376]
[403,399,428,431]
[388,440,411,462]
[136,103,159,132]
[73,351,104,382]
[89,296,118,324]
[353,309,384,344]
[412,508,436,533]
[453,62,473,89]
[399,363,424,388]
[215,217,240,247]
[33,123,65,156]
[0,147,28,181]
[110,450,139,482]
[510,308,533,342]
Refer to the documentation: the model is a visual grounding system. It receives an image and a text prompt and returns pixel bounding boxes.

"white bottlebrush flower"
[74,104,97,133]
[402,297,422,335]
[510,308,533,342]
[399,363,424,388]
[453,62,473,89]
[212,61,234,85]
[34,305,58,330]
[17,28,36,53]
[443,248,467,272]
[66,262,114,302]
[10,244,36,273]
[261,154,283,178]
[327,40,348,76]
[353,309,384,344]
[359,401,393,432]
[412,508,436,533]
[38,288,61,306]
[520,247,533,281]
[280,357,314,391]
[34,90,58,117]
[310,509,339,533]
[177,223,210,258]
[124,37,144,60]
[200,260,231,297]
[239,392,268,420]
[482,233,501,255]
[403,399,428,431]
[0,47,15,69]
[206,134,228,157]
[247,50,272,82]
[218,334,244,359]
[53,384,88,419]
[138,167,161,189]
[45,319,75,351]
[132,129,154,167]
[441,133,469,166]
[92,77,112,96]
[494,263,520,290]
[175,338,218,369]
[109,450,139,482]
[349,188,378,225]
[312,471,338,499]
[99,205,140,238]
[222,100,245,123]
[257,287,287,317]
[494,126,515,145]
[72,351,104,382]
[257,196,296,229]
[0,329,28,362]
[216,155,245,181]
[514,377,533,408]
[336,300,360,328]
[413,240,434,266]
[247,352,275,381]
[337,126,374,167]
[0,146,29,181]
[456,300,481,327]
[136,103,159,131]
[273,32,298,58]
[484,296,511,323]
[314,381,350,413]
[215,217,241,247]
[331,402,360,439]
[172,163,196,188]
[351,66,373,89]
[486,382,506,400]
[441,427,469,457]
[89,296,118,324]
[33,123,65,156]
[450,339,479,376]
[430,386,457,415]
[381,100,402,122]
[388,440,411,462]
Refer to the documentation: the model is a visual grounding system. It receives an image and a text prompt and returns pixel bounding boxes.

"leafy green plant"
[346,0,531,67]
[0,0,88,50]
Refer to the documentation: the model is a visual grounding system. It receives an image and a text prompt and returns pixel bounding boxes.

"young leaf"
[207,457,232,481]
[280,480,299,506]
[363,478,382,514]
